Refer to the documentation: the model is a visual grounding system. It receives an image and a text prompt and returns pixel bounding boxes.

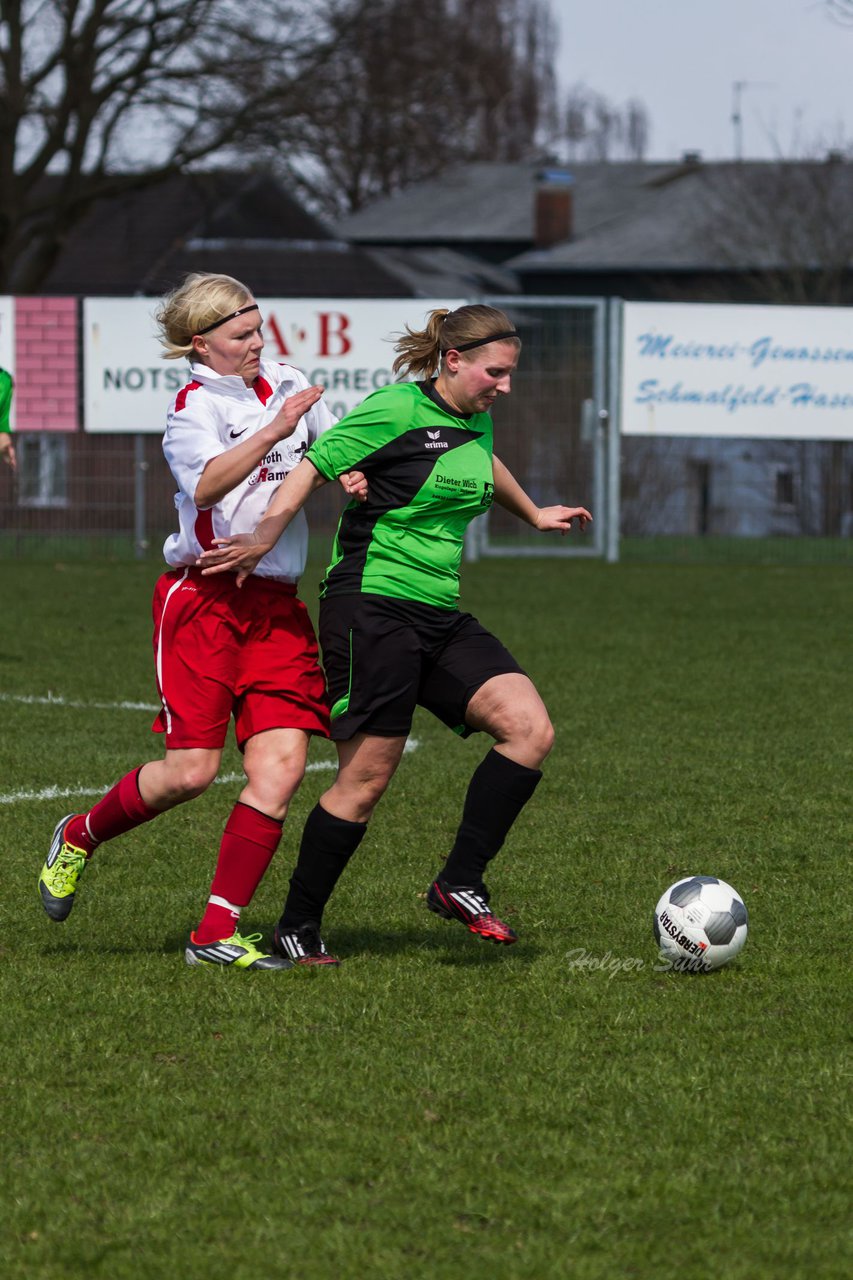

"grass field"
[3,531,853,566]
[1,552,850,1279]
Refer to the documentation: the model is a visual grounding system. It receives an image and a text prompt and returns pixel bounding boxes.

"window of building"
[17,433,69,508]
[775,469,795,507]
[691,459,711,534]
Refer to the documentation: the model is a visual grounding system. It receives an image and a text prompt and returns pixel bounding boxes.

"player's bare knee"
[518,715,554,765]
[279,763,306,802]
[246,765,304,813]
[173,759,218,799]
[328,769,391,822]
[175,775,213,802]
[536,716,556,763]
[353,771,391,811]
[496,706,554,767]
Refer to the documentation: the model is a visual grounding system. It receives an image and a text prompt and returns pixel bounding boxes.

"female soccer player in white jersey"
[37,273,365,970]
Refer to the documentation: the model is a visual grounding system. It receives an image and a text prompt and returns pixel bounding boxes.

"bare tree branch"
[0,0,334,289]
[560,83,650,162]
[274,0,560,218]
[700,157,853,305]
[825,0,853,25]
[1,0,615,288]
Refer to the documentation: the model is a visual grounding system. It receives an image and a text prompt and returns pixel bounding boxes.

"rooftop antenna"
[731,81,775,160]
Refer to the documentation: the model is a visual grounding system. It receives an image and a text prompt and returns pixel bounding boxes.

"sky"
[549,0,852,161]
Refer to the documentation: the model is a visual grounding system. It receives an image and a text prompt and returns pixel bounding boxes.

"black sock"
[279,803,367,930]
[441,749,542,888]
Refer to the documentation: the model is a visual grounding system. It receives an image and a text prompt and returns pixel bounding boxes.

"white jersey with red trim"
[162,359,336,582]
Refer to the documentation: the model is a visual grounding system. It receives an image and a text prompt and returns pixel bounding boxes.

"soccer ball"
[653,876,748,973]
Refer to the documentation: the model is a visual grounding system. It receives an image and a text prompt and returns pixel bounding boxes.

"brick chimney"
[535,169,574,247]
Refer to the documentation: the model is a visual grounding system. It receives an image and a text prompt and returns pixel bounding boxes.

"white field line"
[0,716,419,804]
[0,765,334,805]
[0,692,161,712]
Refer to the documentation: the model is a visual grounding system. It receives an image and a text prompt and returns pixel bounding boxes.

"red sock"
[66,767,161,856]
[195,803,283,943]
[192,900,241,944]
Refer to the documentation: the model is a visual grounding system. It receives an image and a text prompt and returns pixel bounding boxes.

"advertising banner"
[621,302,853,441]
[83,297,464,433]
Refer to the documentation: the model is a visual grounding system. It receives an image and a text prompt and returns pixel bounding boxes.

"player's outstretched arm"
[492,455,592,534]
[197,456,327,585]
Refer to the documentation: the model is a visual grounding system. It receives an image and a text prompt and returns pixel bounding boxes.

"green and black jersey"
[0,368,13,435]
[306,381,494,609]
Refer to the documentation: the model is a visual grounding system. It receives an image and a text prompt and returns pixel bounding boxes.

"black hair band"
[196,302,259,336]
[441,329,520,354]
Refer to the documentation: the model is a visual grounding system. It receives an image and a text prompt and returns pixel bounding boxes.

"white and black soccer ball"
[653,876,748,973]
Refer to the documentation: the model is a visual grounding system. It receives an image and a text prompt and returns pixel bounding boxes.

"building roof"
[337,157,853,276]
[36,170,413,298]
[338,161,546,243]
[337,160,676,246]
[509,160,853,274]
[364,245,521,297]
[31,158,853,301]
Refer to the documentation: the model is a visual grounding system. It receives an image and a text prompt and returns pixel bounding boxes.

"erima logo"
[425,429,447,450]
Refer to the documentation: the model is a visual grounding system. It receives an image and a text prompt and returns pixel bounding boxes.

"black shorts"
[319,593,526,741]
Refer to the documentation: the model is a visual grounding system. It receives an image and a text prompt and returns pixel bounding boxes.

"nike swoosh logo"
[229,427,249,439]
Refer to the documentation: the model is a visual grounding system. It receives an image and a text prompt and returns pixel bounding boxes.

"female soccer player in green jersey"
[199,303,591,964]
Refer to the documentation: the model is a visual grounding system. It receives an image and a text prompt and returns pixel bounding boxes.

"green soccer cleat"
[184,931,293,971]
[39,813,88,921]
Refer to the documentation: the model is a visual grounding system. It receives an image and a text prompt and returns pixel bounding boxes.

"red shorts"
[151,568,330,750]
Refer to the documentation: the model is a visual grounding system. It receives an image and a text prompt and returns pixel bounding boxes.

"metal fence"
[464,297,614,561]
[1,301,851,564]
[0,431,359,561]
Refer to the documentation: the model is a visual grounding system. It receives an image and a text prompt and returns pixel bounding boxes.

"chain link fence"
[0,433,351,561]
[467,297,608,560]
[1,305,851,564]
